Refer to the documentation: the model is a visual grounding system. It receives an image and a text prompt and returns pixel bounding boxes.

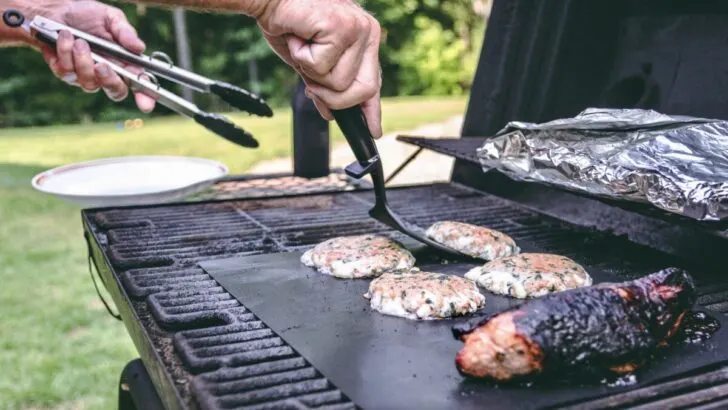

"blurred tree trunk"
[172,7,194,102]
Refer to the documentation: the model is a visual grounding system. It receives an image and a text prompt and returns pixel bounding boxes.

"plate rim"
[31,155,229,199]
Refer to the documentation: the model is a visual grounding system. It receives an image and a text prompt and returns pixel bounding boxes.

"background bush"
[0,0,489,127]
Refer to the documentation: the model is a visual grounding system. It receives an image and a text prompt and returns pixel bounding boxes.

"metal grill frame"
[86,227,188,410]
[84,187,373,410]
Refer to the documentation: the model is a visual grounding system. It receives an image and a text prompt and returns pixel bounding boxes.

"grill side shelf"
[395,135,728,232]
[396,135,486,165]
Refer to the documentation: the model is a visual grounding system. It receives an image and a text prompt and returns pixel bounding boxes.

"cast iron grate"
[85,183,728,409]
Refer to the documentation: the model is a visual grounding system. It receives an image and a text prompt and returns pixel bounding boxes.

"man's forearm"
[120,0,272,16]
[0,0,274,48]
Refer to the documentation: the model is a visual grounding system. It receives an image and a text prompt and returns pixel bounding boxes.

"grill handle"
[331,106,380,179]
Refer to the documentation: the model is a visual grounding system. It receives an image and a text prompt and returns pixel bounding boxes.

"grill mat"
[199,248,728,410]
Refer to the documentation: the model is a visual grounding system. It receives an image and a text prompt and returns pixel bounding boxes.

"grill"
[83,1,728,408]
[86,183,728,410]
[186,172,368,202]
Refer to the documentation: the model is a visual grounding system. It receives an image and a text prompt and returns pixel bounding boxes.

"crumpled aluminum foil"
[476,108,728,221]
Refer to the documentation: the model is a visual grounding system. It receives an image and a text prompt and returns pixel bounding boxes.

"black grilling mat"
[200,243,728,410]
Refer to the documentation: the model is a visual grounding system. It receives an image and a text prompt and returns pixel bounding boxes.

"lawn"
[0,95,467,410]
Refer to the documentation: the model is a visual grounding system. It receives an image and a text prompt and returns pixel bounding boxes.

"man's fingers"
[134,93,156,113]
[304,38,382,137]
[56,30,75,73]
[106,8,145,53]
[41,46,61,76]
[304,89,333,121]
[72,39,99,92]
[361,91,382,138]
[287,35,347,79]
[95,63,128,102]
[124,65,156,113]
[305,54,380,111]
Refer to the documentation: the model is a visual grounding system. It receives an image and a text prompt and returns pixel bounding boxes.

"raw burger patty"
[301,234,416,278]
[465,253,592,299]
[363,271,486,320]
[425,221,519,260]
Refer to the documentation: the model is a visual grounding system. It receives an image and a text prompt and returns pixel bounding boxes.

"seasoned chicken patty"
[301,234,416,278]
[425,221,520,260]
[364,271,486,320]
[465,253,592,299]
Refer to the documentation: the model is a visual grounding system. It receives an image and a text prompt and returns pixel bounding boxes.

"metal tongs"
[331,107,484,261]
[2,9,273,148]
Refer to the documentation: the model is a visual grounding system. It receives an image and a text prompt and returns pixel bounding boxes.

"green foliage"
[396,16,465,95]
[0,1,487,127]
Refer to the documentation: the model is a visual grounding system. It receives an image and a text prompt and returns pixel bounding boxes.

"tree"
[0,1,490,127]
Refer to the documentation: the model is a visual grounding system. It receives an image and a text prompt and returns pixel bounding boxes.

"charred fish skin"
[455,267,696,381]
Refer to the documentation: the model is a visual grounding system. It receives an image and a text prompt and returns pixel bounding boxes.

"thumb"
[286,35,312,68]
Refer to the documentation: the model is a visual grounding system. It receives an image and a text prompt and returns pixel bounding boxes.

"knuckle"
[72,39,88,53]
[331,73,354,92]
[360,81,379,100]
[369,19,382,42]
[298,59,327,77]
[58,37,73,52]
[107,7,126,23]
[362,87,378,102]
[313,18,334,36]
[355,14,372,33]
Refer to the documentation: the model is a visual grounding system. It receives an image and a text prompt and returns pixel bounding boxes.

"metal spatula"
[331,106,483,261]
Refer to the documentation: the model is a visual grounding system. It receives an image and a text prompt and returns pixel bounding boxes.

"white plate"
[32,156,229,208]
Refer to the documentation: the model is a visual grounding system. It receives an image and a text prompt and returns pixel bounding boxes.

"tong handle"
[332,106,380,179]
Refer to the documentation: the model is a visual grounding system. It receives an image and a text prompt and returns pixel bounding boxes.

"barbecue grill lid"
[32,155,228,208]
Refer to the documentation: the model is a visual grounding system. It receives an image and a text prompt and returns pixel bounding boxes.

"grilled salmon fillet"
[454,267,695,381]
[301,234,416,278]
[465,253,592,299]
[425,221,520,260]
[364,271,486,320]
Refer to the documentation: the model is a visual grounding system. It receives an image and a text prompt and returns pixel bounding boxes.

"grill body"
[85,184,728,409]
[85,1,728,408]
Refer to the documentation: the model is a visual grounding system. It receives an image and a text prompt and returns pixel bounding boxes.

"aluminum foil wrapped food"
[476,108,728,221]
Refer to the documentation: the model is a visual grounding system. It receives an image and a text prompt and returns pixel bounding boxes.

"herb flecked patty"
[425,221,519,260]
[301,234,416,278]
[465,253,592,299]
[364,271,486,320]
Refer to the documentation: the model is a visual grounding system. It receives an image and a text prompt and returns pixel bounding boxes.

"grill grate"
[188,172,369,202]
[85,183,728,409]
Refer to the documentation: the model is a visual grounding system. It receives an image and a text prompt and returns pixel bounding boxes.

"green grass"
[0,95,466,410]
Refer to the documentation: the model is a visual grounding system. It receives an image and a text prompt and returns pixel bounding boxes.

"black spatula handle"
[331,106,380,179]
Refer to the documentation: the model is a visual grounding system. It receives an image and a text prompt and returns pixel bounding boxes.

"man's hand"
[36,0,155,112]
[257,0,383,137]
